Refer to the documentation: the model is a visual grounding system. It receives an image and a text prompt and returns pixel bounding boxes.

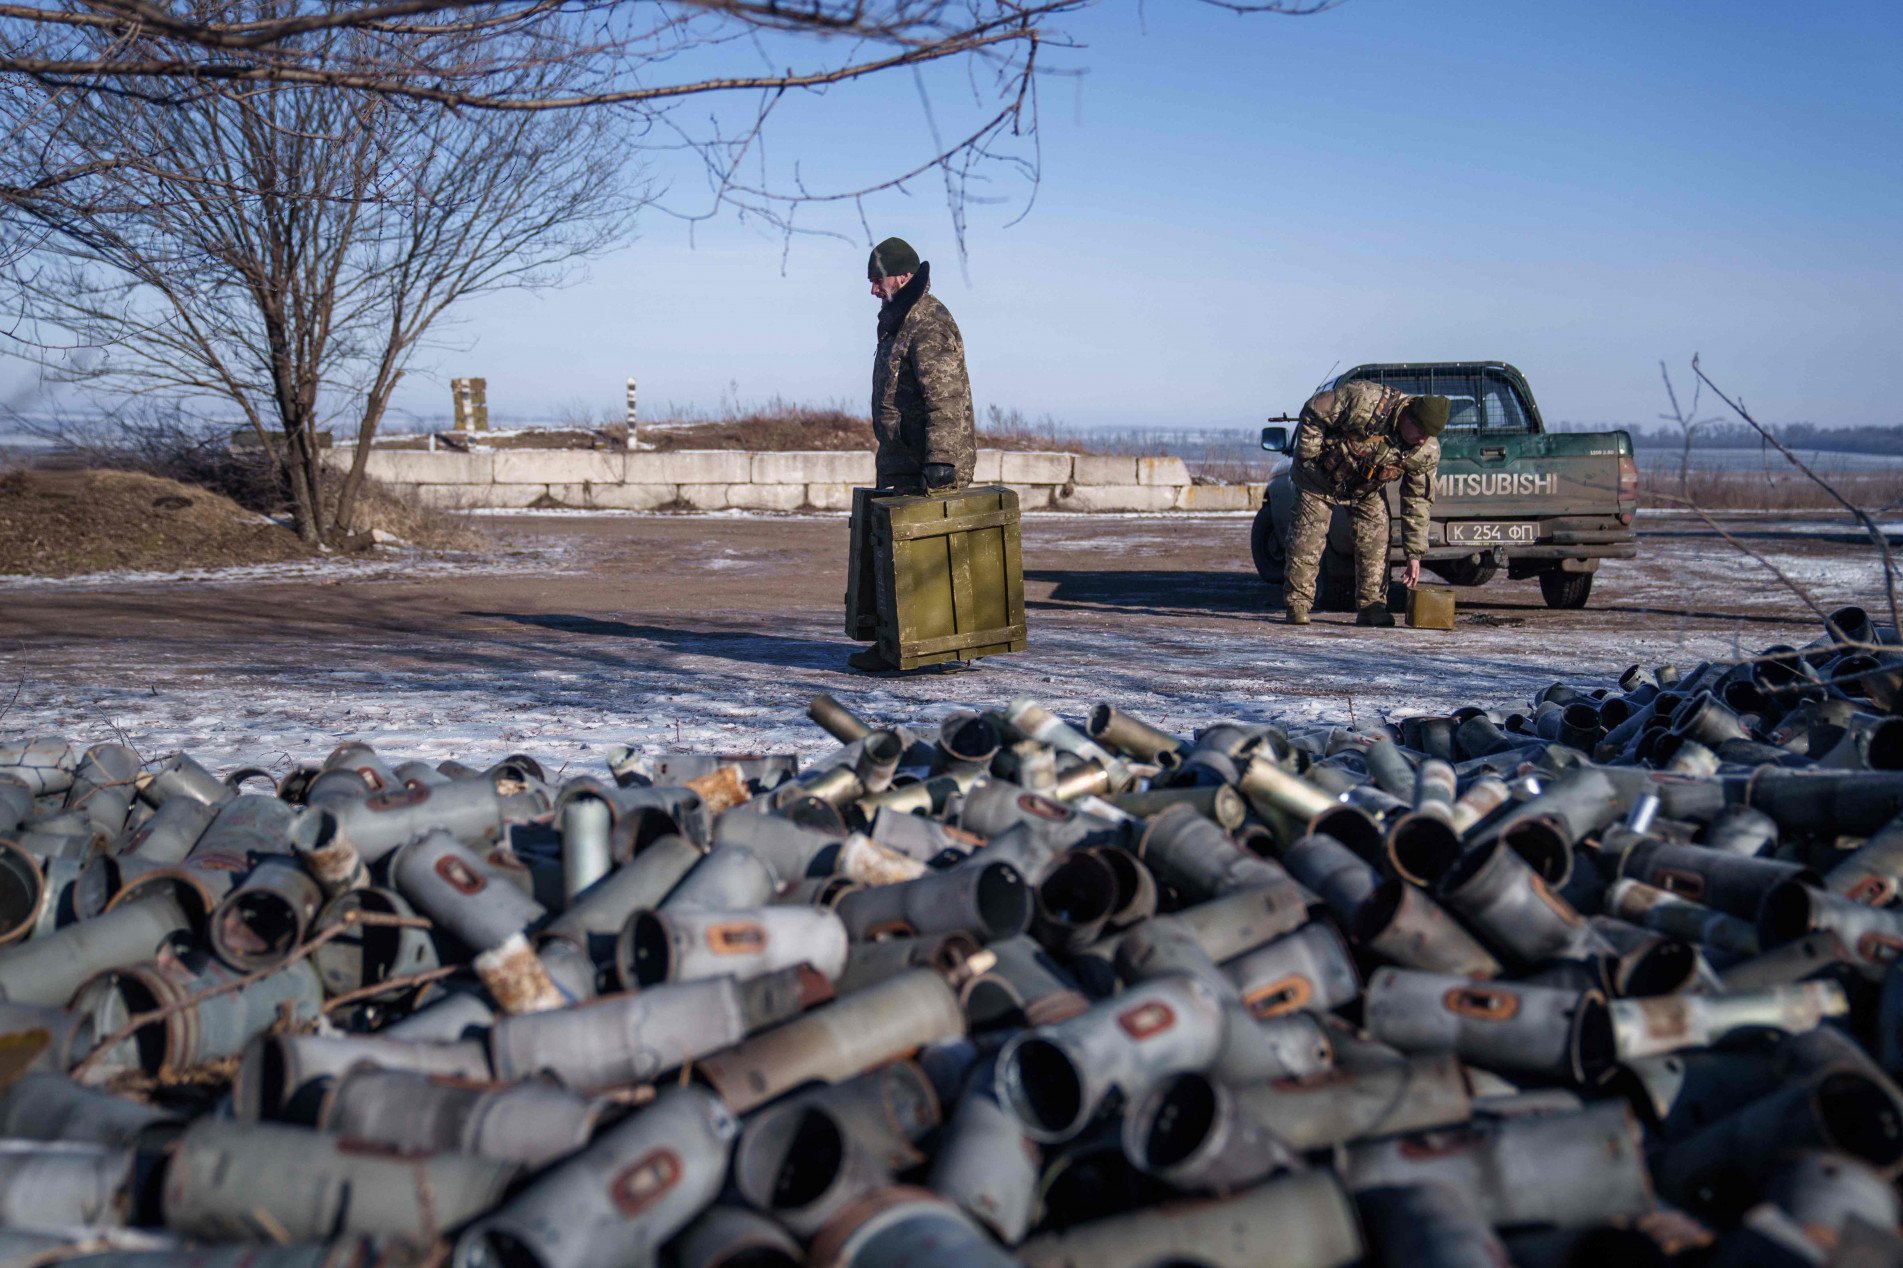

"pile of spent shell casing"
[3,602,1903,1267]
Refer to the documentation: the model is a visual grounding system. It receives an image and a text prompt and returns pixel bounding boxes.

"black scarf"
[876,260,930,341]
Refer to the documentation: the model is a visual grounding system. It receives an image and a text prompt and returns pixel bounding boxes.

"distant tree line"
[1551,421,1903,454]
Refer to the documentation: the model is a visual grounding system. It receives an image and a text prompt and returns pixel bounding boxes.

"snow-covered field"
[0,511,1886,781]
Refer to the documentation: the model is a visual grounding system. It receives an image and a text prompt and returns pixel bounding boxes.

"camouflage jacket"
[871,262,976,489]
[1294,379,1440,559]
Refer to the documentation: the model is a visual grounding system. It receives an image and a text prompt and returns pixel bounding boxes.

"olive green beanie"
[1409,395,1452,437]
[867,237,921,280]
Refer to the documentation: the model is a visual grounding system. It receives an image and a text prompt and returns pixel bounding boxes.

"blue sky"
[181,3,1903,430]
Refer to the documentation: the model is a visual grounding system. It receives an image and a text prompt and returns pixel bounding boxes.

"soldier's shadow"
[1023,569,1271,618]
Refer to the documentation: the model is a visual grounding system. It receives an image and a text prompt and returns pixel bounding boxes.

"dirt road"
[0,510,1884,773]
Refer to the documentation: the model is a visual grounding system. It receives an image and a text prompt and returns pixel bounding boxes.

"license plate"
[1448,521,1538,545]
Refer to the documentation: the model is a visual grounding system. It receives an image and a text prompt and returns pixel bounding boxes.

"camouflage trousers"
[1284,476,1393,613]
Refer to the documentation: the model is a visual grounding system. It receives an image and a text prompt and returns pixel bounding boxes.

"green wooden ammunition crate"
[845,485,1027,670]
[1408,584,1457,630]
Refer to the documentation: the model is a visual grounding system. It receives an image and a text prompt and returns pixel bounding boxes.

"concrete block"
[1136,456,1192,487]
[675,484,732,511]
[806,483,857,511]
[972,450,1005,484]
[416,483,547,509]
[1053,484,1180,513]
[1001,451,1074,485]
[1007,484,1054,511]
[752,451,875,485]
[1175,484,1258,512]
[493,450,623,486]
[724,484,807,512]
[549,482,676,511]
[365,450,495,485]
[659,451,753,485]
[1072,455,1140,486]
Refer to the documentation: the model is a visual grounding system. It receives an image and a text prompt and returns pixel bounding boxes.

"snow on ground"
[0,542,579,591]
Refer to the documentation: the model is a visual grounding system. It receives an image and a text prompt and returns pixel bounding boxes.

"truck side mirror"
[1261,426,1289,454]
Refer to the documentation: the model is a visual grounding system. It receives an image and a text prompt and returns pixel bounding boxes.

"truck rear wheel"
[1539,570,1593,609]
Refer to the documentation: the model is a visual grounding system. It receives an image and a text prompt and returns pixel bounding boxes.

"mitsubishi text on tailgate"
[1250,362,1638,610]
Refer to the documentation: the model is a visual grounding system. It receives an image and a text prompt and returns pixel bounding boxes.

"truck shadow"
[1024,569,1271,618]
[462,612,844,670]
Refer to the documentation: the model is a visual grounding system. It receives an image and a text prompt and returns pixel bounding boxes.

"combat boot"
[1284,605,1310,626]
[846,647,898,674]
[1355,603,1395,628]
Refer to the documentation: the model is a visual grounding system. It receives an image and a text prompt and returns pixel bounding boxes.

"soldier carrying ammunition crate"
[866,236,977,497]
[1283,382,1451,627]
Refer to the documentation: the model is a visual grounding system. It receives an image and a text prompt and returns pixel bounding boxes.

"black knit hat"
[868,237,921,279]
[1409,395,1452,437]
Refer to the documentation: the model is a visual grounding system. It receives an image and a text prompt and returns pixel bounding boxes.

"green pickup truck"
[1250,362,1639,609]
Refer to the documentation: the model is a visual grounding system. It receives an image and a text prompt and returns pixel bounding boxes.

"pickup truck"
[1251,362,1638,609]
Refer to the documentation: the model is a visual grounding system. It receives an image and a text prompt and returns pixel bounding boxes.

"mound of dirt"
[0,468,317,577]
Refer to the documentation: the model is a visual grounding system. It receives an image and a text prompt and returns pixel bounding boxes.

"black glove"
[922,463,956,491]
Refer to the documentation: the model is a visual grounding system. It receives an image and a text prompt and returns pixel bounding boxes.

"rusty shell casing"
[1344,1100,1654,1229]
[380,988,497,1044]
[392,760,452,790]
[327,775,549,863]
[1138,803,1293,903]
[1477,767,1622,852]
[733,1062,939,1236]
[319,1064,610,1168]
[1362,967,1616,1086]
[838,931,981,998]
[208,856,325,972]
[867,802,978,863]
[1095,845,1159,932]
[1106,785,1245,830]
[1447,774,1512,838]
[0,891,192,1007]
[0,1070,179,1146]
[1702,803,1780,857]
[115,795,217,866]
[488,971,797,1091]
[1231,1051,1473,1150]
[1221,922,1361,1021]
[164,1117,517,1245]
[696,968,964,1115]
[961,934,1090,1031]
[1120,1071,1297,1193]
[235,1031,493,1123]
[1282,832,1380,923]
[1016,1170,1362,1268]
[550,779,706,858]
[1738,770,1903,840]
[1113,913,1237,1004]
[1360,737,1418,801]
[1355,1181,1509,1268]
[998,974,1226,1143]
[928,1065,1042,1245]
[710,810,842,885]
[1435,839,1606,968]
[664,845,782,912]
[833,860,1029,943]
[1607,878,1760,960]
[1610,982,1848,1061]
[1087,704,1187,765]
[617,904,848,989]
[1617,839,1816,922]
[540,834,702,954]
[0,839,44,946]
[1759,882,1903,978]
[559,792,613,899]
[1351,880,1503,979]
[1385,811,1464,889]
[191,794,314,861]
[1029,849,1119,953]
[391,828,545,952]
[0,1001,93,1073]
[851,730,906,796]
[1652,1064,1903,1218]
[64,744,144,841]
[1824,812,1903,905]
[1237,754,1338,823]
[474,933,568,1015]
[808,694,872,743]
[955,780,1119,851]
[833,832,928,886]
[0,1140,134,1228]
[675,1206,806,1268]
[1050,759,1114,802]
[70,944,324,1082]
[0,737,79,796]
[1764,1149,1901,1250]
[455,1086,734,1268]
[934,711,1003,779]
[1210,1007,1335,1085]
[320,741,403,792]
[806,1187,1019,1268]
[0,775,34,838]
[1006,697,1133,793]
[1171,878,1316,963]
[307,886,439,1004]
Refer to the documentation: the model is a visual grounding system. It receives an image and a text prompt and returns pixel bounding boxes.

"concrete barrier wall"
[349,448,1268,514]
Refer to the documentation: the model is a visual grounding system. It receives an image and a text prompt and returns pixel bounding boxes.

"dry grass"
[1636,463,1903,513]
[328,473,486,550]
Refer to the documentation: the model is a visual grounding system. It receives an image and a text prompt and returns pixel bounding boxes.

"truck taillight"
[1618,454,1639,511]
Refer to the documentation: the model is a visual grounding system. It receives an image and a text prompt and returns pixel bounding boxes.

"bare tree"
[5,35,634,541]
